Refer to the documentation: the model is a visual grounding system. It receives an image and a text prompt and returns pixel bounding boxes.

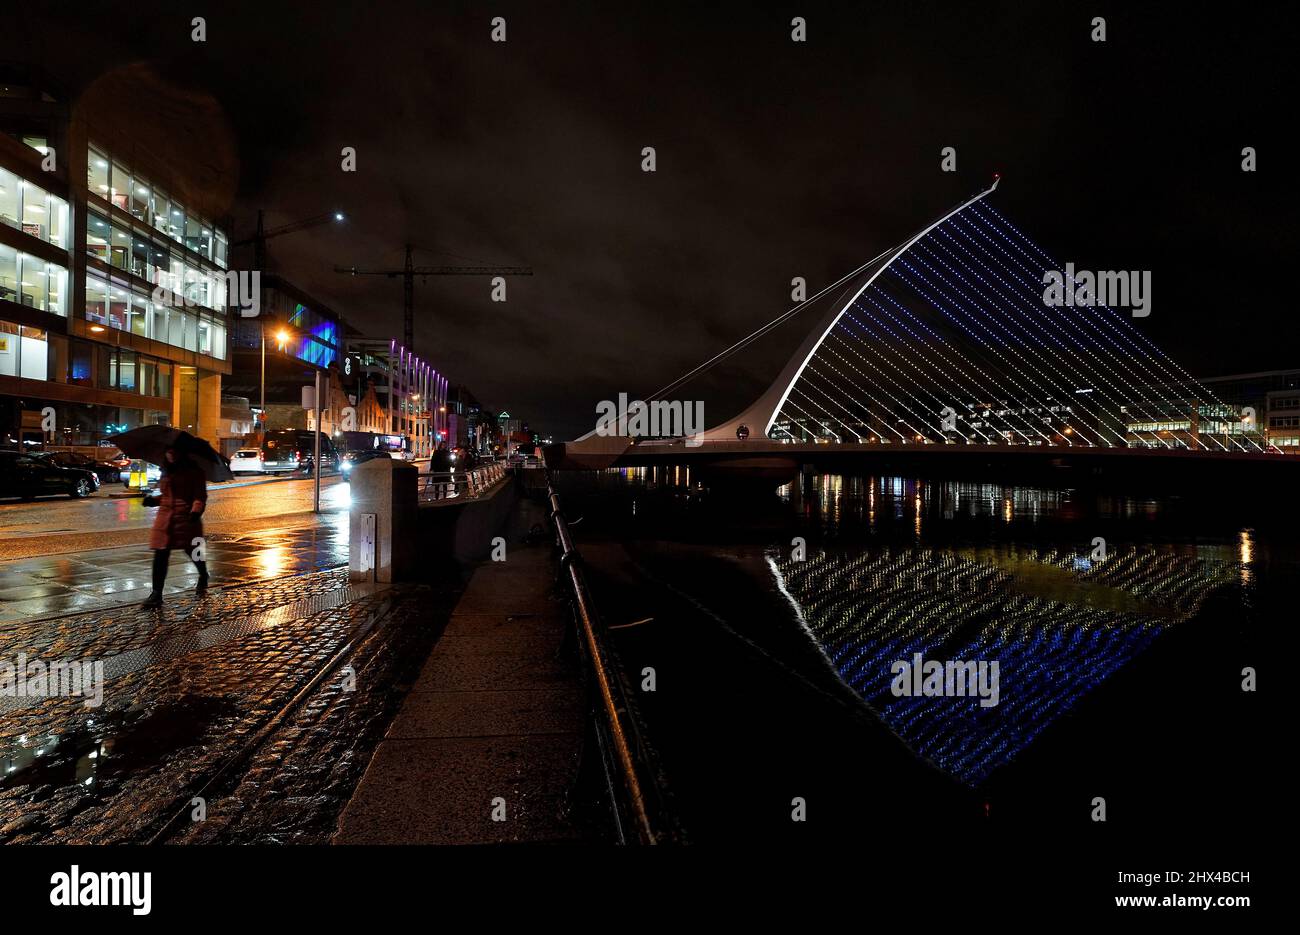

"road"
[0,475,350,560]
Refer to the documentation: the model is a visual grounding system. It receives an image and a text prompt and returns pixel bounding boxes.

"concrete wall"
[416,477,520,565]
[348,463,520,582]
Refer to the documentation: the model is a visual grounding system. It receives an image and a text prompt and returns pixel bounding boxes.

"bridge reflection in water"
[767,475,1239,786]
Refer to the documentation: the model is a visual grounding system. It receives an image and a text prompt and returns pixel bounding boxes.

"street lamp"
[259,319,296,440]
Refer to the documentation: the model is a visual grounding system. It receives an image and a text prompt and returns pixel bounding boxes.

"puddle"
[1,694,238,797]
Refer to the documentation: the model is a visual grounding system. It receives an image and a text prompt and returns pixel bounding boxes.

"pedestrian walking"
[140,446,209,608]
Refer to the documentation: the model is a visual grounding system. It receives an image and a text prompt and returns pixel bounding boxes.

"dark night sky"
[16,1,1295,438]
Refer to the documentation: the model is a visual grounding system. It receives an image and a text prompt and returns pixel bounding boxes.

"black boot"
[144,549,169,608]
[195,561,210,593]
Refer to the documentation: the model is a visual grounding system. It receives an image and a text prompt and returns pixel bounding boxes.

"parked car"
[98,446,131,471]
[0,450,101,499]
[230,448,266,474]
[34,450,122,483]
[261,430,340,475]
[340,449,391,475]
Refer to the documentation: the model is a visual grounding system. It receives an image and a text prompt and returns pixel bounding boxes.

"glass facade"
[0,319,49,380]
[82,143,230,362]
[87,145,227,268]
[0,243,67,314]
[2,316,173,398]
[0,166,69,249]
[84,209,227,314]
[83,271,226,359]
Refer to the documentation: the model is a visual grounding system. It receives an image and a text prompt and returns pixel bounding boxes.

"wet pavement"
[0,484,607,845]
[335,496,598,845]
[0,516,349,622]
[0,541,462,843]
[0,506,410,843]
[0,474,349,560]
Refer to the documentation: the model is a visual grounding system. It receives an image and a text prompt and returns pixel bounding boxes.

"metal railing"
[546,476,681,844]
[419,462,508,502]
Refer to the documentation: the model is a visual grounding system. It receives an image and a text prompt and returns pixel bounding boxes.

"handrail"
[419,462,508,501]
[545,474,680,844]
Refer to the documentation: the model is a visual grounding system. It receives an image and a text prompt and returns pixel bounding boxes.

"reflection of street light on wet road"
[256,545,287,578]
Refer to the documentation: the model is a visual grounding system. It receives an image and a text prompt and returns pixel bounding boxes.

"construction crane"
[232,209,347,272]
[335,244,532,351]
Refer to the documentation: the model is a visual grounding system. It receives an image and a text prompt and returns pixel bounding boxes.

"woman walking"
[141,446,210,608]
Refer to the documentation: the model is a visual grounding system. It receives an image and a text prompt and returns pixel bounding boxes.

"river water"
[558,465,1284,839]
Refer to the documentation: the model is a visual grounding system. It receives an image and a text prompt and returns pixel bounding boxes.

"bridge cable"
[643,245,899,402]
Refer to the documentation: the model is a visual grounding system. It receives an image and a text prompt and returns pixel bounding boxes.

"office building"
[1,64,232,451]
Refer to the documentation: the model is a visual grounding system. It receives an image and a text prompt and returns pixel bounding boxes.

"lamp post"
[259,322,291,441]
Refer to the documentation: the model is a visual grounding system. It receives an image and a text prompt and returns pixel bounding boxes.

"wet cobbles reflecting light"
[0,521,349,623]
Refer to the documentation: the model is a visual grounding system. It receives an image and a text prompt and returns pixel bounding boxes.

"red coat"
[149,463,208,551]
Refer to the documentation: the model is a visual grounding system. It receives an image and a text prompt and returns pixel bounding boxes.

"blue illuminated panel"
[287,303,338,368]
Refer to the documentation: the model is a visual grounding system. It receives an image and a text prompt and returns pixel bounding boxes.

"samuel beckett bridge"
[553,178,1295,486]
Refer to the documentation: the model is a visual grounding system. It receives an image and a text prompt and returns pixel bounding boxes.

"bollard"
[348,458,419,582]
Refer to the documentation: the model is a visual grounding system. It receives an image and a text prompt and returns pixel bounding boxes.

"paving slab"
[388,688,583,739]
[334,495,588,844]
[332,735,583,844]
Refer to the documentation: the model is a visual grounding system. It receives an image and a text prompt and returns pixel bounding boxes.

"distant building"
[1265,389,1300,450]
[1120,371,1300,449]
[227,273,345,436]
[447,383,483,449]
[1198,370,1299,426]
[342,338,448,459]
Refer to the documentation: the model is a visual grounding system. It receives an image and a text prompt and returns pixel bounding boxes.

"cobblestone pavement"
[0,534,462,843]
[169,590,448,844]
[0,516,348,623]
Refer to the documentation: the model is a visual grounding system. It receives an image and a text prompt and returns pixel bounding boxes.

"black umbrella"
[112,425,234,483]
